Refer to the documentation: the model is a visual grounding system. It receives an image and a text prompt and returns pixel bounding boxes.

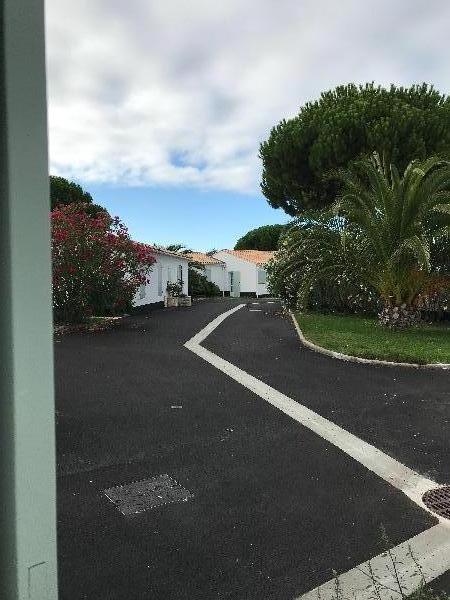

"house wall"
[213,251,257,294]
[212,252,271,296]
[204,264,227,291]
[133,253,189,307]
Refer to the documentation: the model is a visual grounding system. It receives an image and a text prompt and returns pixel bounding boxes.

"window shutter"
[257,268,267,284]
[158,264,163,296]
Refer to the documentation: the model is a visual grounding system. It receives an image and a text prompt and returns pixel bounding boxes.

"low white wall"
[133,253,189,307]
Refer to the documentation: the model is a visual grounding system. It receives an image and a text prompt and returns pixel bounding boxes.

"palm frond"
[335,153,450,304]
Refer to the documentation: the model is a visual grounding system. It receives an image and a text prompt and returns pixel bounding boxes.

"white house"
[185,252,227,294]
[133,246,189,309]
[212,250,275,297]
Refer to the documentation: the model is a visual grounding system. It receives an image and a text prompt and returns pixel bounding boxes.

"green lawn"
[295,312,450,365]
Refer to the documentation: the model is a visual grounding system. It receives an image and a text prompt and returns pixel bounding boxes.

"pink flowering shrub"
[52,203,155,323]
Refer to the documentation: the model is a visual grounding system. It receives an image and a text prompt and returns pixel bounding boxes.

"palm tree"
[268,209,377,313]
[336,153,450,327]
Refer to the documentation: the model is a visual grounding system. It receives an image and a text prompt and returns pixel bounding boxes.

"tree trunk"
[378,303,421,328]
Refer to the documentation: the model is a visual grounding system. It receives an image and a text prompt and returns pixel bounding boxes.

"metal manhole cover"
[104,474,193,516]
[422,486,450,519]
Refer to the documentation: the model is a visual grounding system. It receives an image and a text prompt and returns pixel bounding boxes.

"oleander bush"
[52,203,155,323]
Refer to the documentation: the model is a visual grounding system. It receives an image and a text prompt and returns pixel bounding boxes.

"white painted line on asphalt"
[298,524,450,600]
[186,303,245,347]
[249,309,262,312]
[186,336,438,508]
[184,304,450,596]
[185,305,437,509]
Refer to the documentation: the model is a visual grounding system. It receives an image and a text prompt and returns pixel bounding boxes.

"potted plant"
[178,293,192,307]
[165,282,182,307]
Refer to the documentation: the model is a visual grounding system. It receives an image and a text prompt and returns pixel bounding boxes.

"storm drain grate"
[104,474,193,516]
[422,486,450,519]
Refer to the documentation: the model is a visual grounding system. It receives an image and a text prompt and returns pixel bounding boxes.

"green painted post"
[0,1,58,599]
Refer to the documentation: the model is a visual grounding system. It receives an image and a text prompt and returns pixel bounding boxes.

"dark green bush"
[188,267,221,297]
[267,213,379,314]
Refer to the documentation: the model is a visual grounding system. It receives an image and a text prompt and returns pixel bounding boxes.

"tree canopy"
[164,243,192,253]
[259,83,450,216]
[234,224,288,250]
[50,176,93,208]
[50,175,108,217]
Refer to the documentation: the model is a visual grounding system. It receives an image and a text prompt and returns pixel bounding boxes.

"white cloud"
[45,0,450,194]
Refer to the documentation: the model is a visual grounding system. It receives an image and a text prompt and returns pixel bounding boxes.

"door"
[229,271,241,297]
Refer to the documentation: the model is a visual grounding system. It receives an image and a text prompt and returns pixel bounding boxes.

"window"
[178,264,183,284]
[205,267,212,282]
[257,268,267,284]
[139,283,146,299]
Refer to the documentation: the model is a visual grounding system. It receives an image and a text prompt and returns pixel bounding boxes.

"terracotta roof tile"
[220,249,275,265]
[136,243,190,260]
[185,252,225,265]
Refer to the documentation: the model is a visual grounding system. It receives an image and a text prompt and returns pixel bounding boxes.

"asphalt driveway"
[203,302,450,485]
[55,299,448,600]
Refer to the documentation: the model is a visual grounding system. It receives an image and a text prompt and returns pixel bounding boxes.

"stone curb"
[290,312,450,370]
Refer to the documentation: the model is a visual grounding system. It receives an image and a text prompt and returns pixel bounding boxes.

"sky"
[45,0,450,251]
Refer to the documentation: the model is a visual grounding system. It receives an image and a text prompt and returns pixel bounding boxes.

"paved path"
[55,299,449,600]
[204,303,450,485]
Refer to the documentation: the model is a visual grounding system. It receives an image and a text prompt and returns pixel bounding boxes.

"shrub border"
[290,312,450,370]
